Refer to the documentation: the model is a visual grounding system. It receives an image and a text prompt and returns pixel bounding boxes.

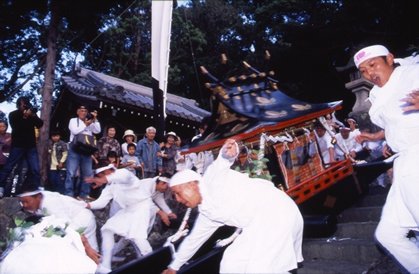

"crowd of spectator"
[0,100,212,199]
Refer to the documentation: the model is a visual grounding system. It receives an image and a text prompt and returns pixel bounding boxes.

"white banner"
[152,0,173,119]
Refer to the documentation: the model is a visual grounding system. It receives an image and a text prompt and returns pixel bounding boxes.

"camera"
[86,112,94,121]
[23,103,38,113]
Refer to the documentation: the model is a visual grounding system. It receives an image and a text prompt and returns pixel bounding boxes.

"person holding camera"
[0,96,44,198]
[64,105,100,200]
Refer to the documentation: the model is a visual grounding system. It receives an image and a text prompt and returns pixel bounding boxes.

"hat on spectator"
[165,131,178,142]
[123,129,137,143]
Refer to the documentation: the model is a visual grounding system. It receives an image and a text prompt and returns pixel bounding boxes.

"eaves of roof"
[61,66,210,123]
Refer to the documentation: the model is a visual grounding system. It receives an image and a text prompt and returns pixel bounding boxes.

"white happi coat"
[38,191,98,251]
[169,149,304,273]
[364,137,385,159]
[369,65,419,272]
[334,132,362,160]
[89,169,164,239]
[314,131,334,163]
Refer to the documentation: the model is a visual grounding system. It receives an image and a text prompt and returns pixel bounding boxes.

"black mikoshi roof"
[186,61,341,152]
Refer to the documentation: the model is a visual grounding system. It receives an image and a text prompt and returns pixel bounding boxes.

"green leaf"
[45,225,54,237]
[260,158,269,163]
[21,221,35,228]
[14,217,24,227]
[75,227,86,235]
[0,241,6,247]
[9,228,15,242]
[53,230,66,237]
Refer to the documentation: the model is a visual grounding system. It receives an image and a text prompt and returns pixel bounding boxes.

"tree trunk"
[38,0,62,186]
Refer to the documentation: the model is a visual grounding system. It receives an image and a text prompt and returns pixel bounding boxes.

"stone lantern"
[336,59,378,131]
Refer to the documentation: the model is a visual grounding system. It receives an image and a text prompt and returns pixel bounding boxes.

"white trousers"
[375,153,419,273]
[101,230,152,270]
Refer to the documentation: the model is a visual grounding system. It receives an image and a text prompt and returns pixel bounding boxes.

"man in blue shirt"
[135,126,162,178]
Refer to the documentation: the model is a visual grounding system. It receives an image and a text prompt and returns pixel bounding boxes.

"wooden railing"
[286,158,353,204]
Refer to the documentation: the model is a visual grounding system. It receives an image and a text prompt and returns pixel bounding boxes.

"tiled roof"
[61,66,210,122]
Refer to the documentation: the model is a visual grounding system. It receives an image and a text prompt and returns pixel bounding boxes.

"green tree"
[82,1,153,85]
[0,0,119,184]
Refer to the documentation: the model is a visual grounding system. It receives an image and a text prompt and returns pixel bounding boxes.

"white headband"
[17,189,42,197]
[158,176,170,183]
[339,126,350,131]
[94,164,117,174]
[354,45,390,68]
[347,118,356,124]
[169,169,202,187]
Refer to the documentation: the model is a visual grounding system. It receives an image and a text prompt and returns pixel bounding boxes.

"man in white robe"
[334,126,362,161]
[163,139,304,274]
[354,44,419,272]
[18,185,99,253]
[314,121,335,165]
[83,166,176,273]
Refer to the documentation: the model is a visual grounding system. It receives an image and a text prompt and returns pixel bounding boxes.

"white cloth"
[184,153,198,170]
[369,65,419,153]
[364,138,385,159]
[191,134,201,142]
[38,191,98,251]
[89,169,154,238]
[89,169,158,270]
[0,215,97,274]
[334,132,362,160]
[314,131,334,164]
[169,145,304,273]
[394,54,419,66]
[68,117,101,142]
[368,64,419,273]
[354,45,390,68]
[195,151,214,175]
[176,152,199,171]
[89,170,172,238]
[144,177,173,214]
[175,151,186,170]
